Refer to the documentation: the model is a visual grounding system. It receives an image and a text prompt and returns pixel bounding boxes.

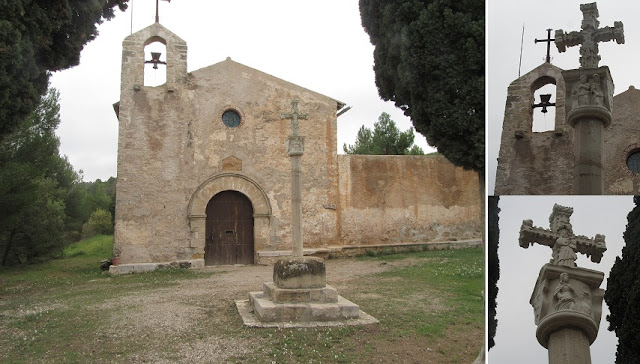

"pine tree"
[343,112,424,155]
[0,88,78,266]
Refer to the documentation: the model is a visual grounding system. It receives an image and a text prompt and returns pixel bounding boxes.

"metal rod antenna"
[518,23,525,77]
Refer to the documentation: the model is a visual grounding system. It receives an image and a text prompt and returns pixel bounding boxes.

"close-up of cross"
[519,204,607,266]
[554,2,624,69]
[281,100,309,137]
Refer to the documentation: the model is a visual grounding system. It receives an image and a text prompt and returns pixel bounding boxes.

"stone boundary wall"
[336,154,482,247]
[110,239,482,273]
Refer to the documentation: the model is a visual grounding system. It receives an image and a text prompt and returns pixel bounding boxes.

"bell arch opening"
[144,36,167,87]
[531,77,557,133]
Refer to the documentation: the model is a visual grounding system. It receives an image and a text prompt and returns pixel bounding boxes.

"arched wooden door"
[205,191,254,265]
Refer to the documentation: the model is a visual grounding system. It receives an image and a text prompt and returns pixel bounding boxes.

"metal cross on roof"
[519,204,606,268]
[555,2,624,69]
[535,29,555,63]
[155,0,171,23]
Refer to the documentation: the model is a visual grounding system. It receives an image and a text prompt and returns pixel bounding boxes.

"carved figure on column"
[591,74,604,106]
[572,74,590,108]
[553,272,577,310]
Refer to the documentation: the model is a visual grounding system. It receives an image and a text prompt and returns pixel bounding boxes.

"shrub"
[81,209,113,239]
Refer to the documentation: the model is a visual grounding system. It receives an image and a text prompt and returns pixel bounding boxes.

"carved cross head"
[549,204,573,236]
[519,204,607,267]
[281,100,309,137]
[580,2,599,30]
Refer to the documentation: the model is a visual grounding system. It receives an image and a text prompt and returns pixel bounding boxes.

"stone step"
[248,291,360,322]
[263,282,339,303]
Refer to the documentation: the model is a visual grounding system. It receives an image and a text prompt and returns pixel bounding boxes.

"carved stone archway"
[187,173,271,261]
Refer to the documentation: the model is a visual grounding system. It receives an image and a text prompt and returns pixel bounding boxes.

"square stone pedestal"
[236,256,378,327]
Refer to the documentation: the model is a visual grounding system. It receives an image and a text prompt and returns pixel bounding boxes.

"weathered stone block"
[273,256,326,289]
[263,282,338,303]
[249,291,361,322]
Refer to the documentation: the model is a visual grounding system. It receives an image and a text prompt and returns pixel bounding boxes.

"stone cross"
[281,100,308,257]
[280,100,308,137]
[535,29,555,64]
[555,2,624,69]
[519,204,606,267]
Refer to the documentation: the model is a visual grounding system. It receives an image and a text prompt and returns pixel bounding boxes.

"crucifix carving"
[555,2,624,69]
[519,204,606,267]
[155,0,171,23]
[281,100,308,137]
[535,29,555,64]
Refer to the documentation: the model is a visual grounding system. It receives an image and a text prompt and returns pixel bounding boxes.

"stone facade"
[112,23,481,270]
[495,62,640,194]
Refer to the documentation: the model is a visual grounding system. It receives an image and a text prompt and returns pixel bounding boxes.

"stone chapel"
[111,23,480,273]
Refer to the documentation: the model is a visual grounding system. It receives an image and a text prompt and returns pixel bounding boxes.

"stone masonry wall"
[495,63,573,195]
[604,86,640,193]
[337,155,481,246]
[115,24,340,264]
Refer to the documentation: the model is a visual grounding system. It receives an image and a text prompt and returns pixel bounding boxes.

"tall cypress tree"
[488,196,500,349]
[605,196,640,363]
[359,0,484,173]
[0,0,128,139]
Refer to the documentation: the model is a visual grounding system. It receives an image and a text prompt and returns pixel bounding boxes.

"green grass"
[248,248,484,363]
[361,248,484,338]
[0,239,483,363]
[0,236,218,363]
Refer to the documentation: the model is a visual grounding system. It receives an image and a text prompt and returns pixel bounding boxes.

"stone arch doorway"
[188,173,271,265]
[205,190,254,265]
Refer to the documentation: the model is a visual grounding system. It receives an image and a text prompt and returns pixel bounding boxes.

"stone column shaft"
[290,154,303,257]
[548,328,592,364]
[562,67,613,195]
[573,118,603,194]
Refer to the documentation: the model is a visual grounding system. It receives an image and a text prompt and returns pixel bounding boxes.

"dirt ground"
[97,257,482,363]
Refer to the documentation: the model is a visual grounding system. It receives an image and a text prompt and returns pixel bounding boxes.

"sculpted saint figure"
[552,231,578,267]
[572,74,591,109]
[553,273,577,311]
[591,74,604,107]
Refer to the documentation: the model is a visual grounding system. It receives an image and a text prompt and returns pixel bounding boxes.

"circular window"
[222,109,241,128]
[627,151,640,174]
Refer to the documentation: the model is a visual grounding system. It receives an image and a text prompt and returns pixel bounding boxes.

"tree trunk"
[1,228,16,266]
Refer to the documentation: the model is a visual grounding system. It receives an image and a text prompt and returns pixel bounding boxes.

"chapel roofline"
[188,57,346,111]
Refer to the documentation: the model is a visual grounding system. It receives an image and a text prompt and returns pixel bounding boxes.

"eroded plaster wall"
[337,155,482,246]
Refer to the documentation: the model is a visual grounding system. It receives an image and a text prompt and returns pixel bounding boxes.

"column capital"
[530,263,605,348]
[562,67,614,127]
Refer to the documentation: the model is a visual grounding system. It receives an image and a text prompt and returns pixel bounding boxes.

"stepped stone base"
[264,282,338,303]
[249,288,359,322]
[236,256,377,327]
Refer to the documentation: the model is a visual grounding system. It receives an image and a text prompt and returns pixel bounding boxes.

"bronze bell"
[145,52,166,69]
[533,94,555,113]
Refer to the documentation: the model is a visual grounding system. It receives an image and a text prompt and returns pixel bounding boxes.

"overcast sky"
[487,0,640,193]
[489,196,635,364]
[50,0,434,182]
